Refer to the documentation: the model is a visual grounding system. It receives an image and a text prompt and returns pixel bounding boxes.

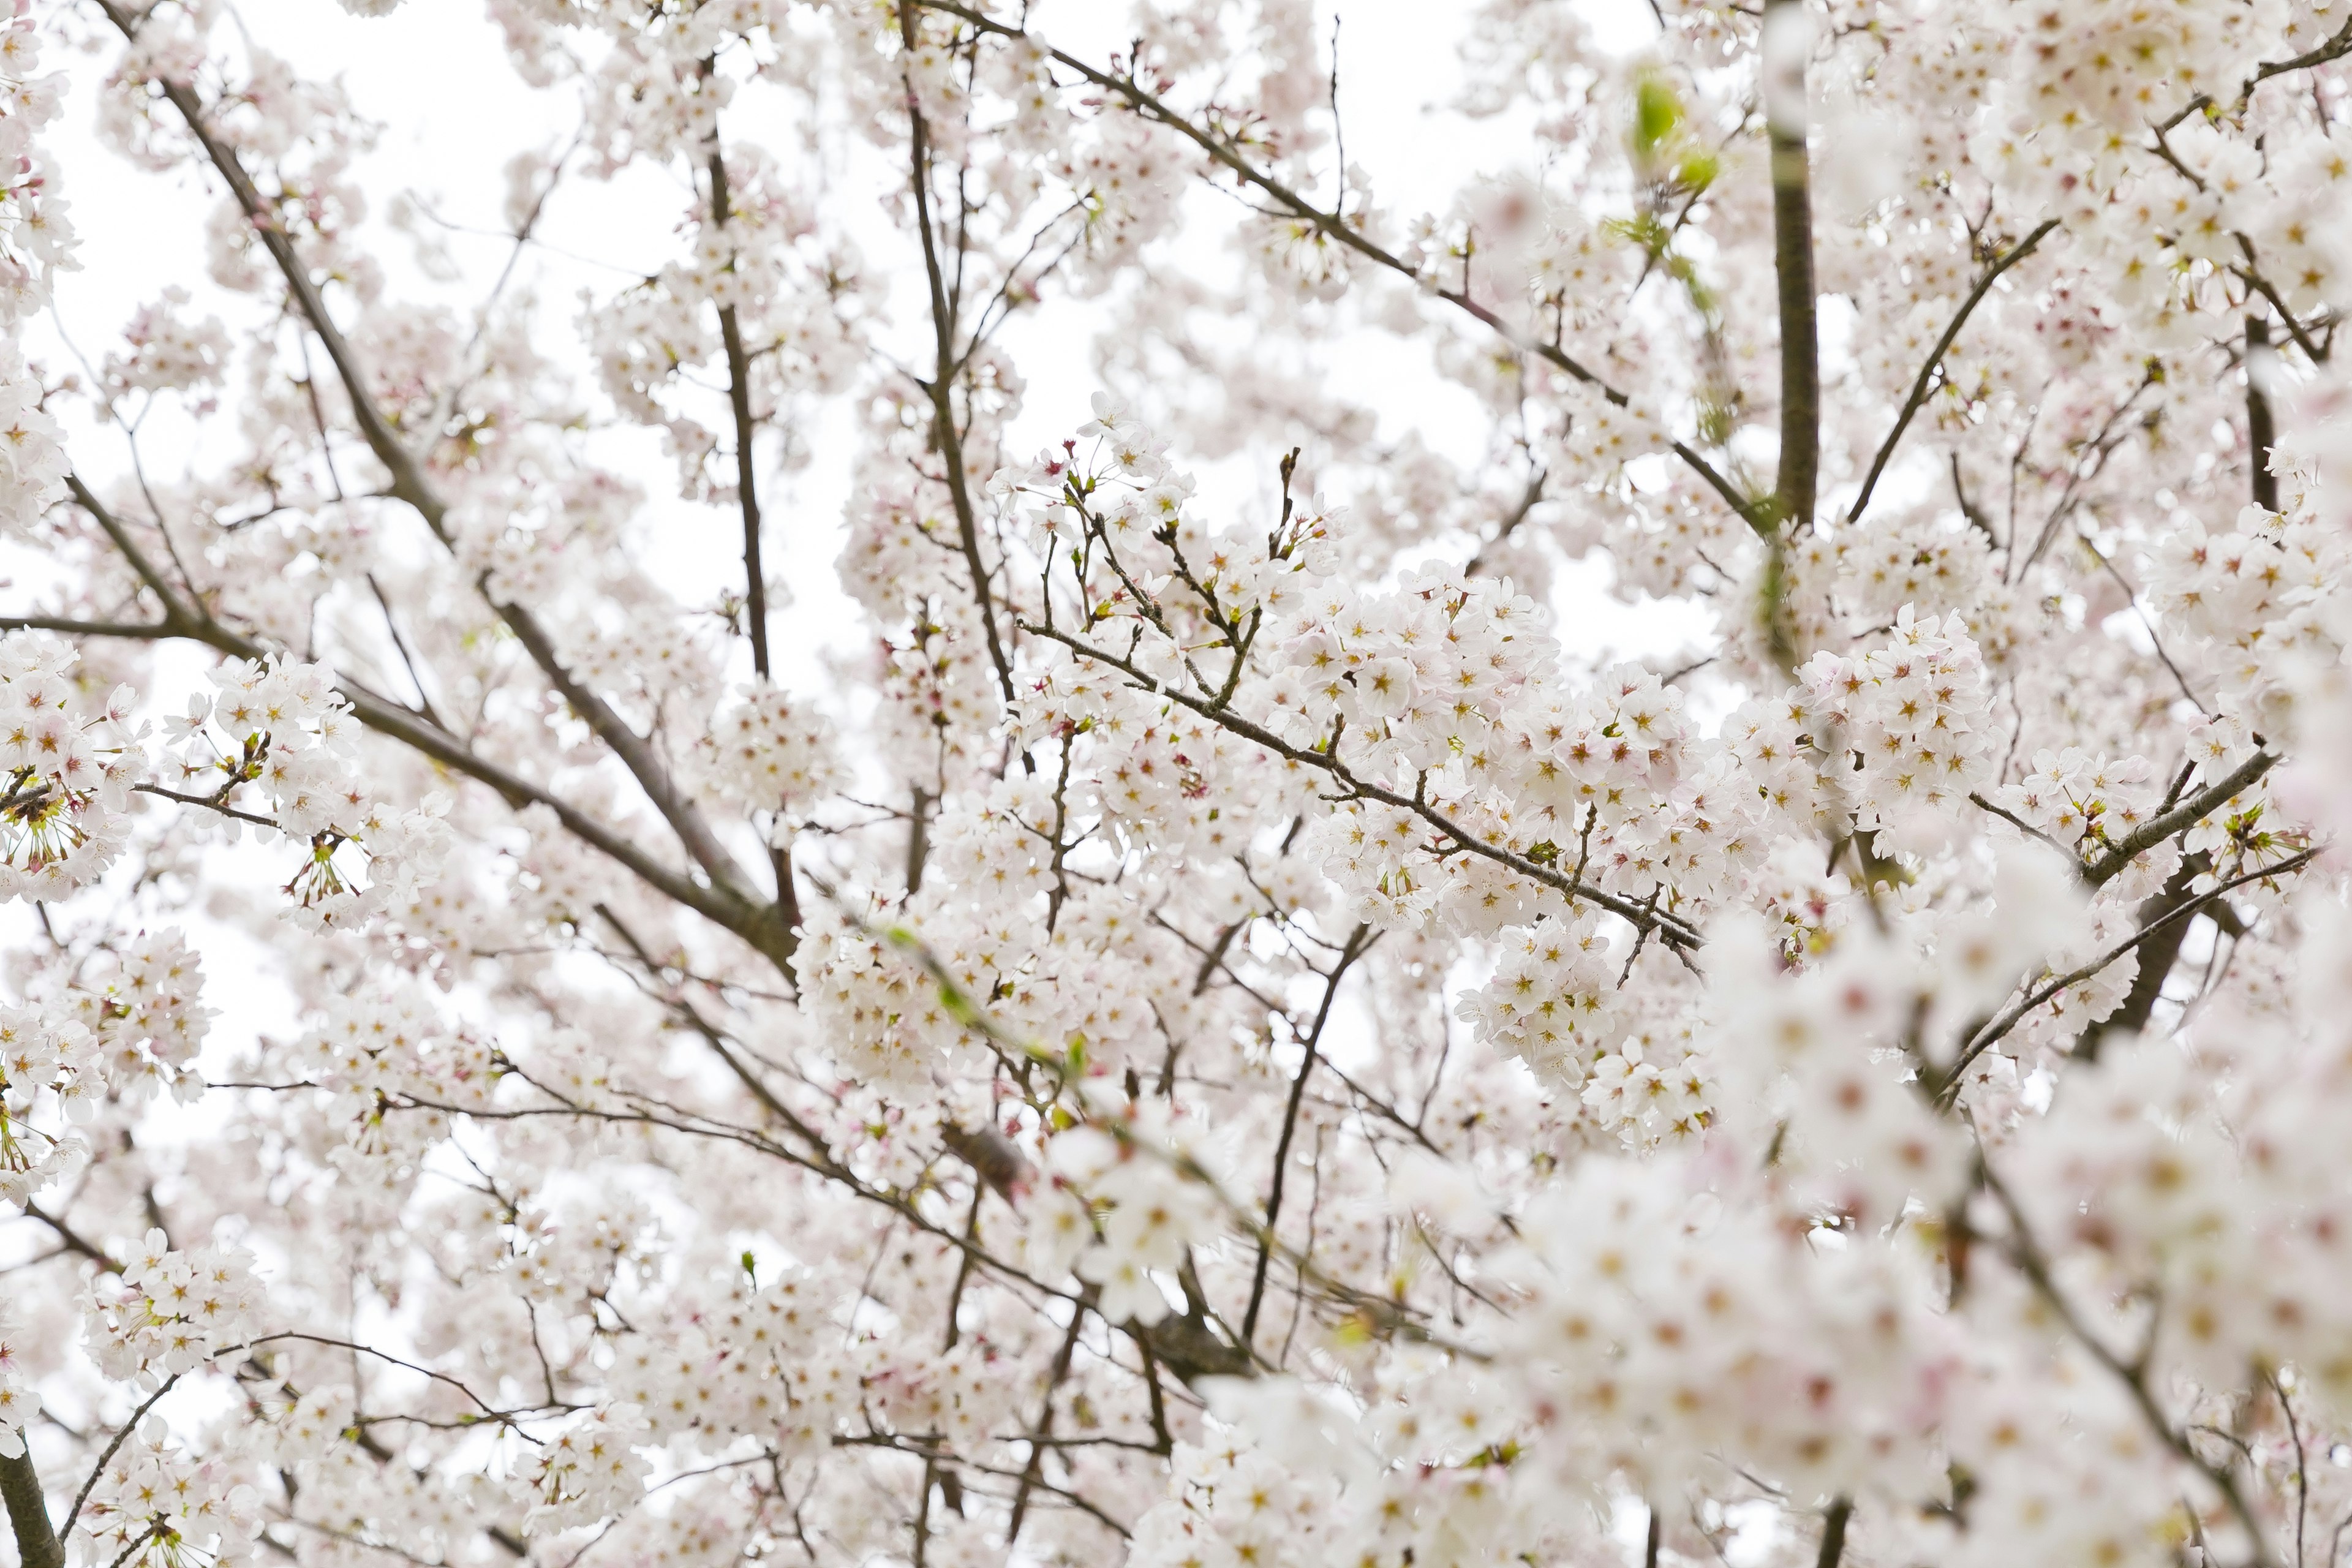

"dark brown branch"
[2081,750,2276,887]
[899,2,1019,707]
[65,1375,186,1536]
[706,148,773,682]
[2233,247,2330,365]
[1815,1496,1852,1568]
[134,783,279,831]
[2076,854,2207,1061]
[21,1200,124,1272]
[1942,844,2318,1096]
[1464,467,1547,576]
[1848,219,2062,523]
[704,144,801,940]
[1242,923,1371,1343]
[0,1450,63,1568]
[1766,0,1819,535]
[0,616,174,641]
[2247,314,2280,513]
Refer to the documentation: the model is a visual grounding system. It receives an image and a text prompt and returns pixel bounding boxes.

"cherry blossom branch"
[706,147,773,684]
[238,1334,556,1425]
[18,1200,121,1272]
[861,911,1491,1362]
[9,578,783,968]
[379,1079,1088,1325]
[1766,0,1818,535]
[2081,751,2276,886]
[0,616,175,641]
[2232,242,2331,366]
[0,1450,63,1568]
[1020,619,1707,949]
[908,0,1766,531]
[63,1375,184,1537]
[2247,314,2281,513]
[1847,218,2062,524]
[45,475,790,960]
[93,0,775,938]
[900,2,1019,707]
[2075,856,2206,1063]
[1981,1163,2277,1566]
[2253,15,2352,87]
[1242,922,1373,1343]
[1941,843,2318,1097]
[1814,1496,1852,1568]
[1966,790,2071,856]
[133,783,279,831]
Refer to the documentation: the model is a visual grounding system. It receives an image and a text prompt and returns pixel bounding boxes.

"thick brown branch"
[2081,750,2276,887]
[0,1451,62,1568]
[1942,845,2318,1096]
[2076,853,2210,1062]
[2246,314,2280,513]
[1815,1497,1852,1568]
[1766,0,1819,534]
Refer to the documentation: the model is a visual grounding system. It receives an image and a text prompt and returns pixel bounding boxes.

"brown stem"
[1849,219,2061,523]
[1766,0,1817,534]
[2247,314,2280,512]
[1815,1496,1852,1568]
[899,2,1018,707]
[706,147,774,681]
[1242,923,1372,1343]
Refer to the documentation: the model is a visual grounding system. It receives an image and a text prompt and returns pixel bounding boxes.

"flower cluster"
[0,633,143,898]
[10,4,2352,1568]
[163,657,451,927]
[85,1232,265,1382]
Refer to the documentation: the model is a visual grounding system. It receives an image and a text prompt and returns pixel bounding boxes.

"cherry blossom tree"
[4,0,2352,1564]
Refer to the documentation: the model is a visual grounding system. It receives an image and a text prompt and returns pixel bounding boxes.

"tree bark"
[0,1449,64,1568]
